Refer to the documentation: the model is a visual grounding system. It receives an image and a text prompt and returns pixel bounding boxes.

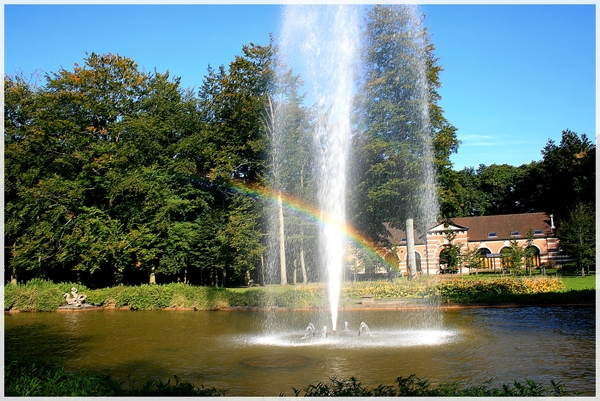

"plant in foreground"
[288,375,574,397]
[4,358,226,397]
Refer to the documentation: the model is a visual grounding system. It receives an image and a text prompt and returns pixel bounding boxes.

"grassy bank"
[4,274,595,312]
[4,357,575,396]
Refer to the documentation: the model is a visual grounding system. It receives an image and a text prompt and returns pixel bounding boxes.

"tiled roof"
[384,223,426,245]
[384,212,555,243]
[448,212,555,241]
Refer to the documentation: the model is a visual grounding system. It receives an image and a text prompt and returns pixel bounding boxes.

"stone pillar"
[406,218,417,279]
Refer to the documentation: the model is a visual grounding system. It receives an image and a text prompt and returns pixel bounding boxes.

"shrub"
[4,358,226,396]
[127,284,174,310]
[437,277,566,304]
[6,358,572,396]
[4,276,586,312]
[341,281,436,299]
[4,284,18,310]
[290,375,573,397]
[5,280,90,312]
[4,358,123,396]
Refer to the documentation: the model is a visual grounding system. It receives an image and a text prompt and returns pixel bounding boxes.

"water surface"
[5,306,595,396]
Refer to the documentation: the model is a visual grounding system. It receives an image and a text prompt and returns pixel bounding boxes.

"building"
[384,212,564,275]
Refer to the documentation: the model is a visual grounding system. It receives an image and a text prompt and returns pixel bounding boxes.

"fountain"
[268,4,437,336]
[302,323,316,339]
[358,321,371,336]
[273,4,360,334]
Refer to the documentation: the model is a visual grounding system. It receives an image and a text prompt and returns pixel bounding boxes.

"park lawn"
[561,273,596,291]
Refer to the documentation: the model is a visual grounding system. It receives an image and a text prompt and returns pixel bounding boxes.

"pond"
[5,306,595,396]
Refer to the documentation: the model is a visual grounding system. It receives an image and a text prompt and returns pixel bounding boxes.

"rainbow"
[225,180,398,270]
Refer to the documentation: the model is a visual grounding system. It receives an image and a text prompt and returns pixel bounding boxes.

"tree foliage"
[5,49,270,287]
[5,11,595,289]
[449,130,595,220]
[557,202,596,273]
[350,4,454,248]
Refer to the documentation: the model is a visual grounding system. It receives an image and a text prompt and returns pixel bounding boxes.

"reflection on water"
[5,306,595,396]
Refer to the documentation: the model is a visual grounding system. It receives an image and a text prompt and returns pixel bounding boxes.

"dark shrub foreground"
[289,375,573,397]
[5,358,576,397]
[4,358,227,397]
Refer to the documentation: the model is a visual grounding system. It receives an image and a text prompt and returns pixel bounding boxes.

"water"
[5,307,595,396]
[269,4,441,330]
[272,5,361,332]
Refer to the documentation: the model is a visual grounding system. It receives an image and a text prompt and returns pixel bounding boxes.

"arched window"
[478,248,492,269]
[526,246,541,268]
[439,246,459,272]
[499,247,512,269]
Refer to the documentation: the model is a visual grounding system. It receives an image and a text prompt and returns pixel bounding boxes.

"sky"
[3,3,596,171]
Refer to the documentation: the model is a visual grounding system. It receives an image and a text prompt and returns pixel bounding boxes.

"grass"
[560,274,596,291]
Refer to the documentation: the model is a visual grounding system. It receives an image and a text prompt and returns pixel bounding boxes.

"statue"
[63,287,87,307]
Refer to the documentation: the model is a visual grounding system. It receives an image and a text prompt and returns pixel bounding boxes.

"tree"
[216,196,264,287]
[426,21,461,219]
[534,130,595,220]
[4,53,219,286]
[454,167,487,216]
[557,202,596,274]
[500,238,526,274]
[523,229,536,276]
[5,54,150,283]
[439,224,462,274]
[477,164,527,215]
[351,5,448,279]
[460,244,482,276]
[262,50,316,285]
[452,163,531,217]
[195,41,273,184]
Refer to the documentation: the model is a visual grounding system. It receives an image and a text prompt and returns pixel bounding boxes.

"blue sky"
[4,4,596,170]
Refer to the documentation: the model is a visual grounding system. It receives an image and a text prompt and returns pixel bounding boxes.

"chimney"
[549,214,555,232]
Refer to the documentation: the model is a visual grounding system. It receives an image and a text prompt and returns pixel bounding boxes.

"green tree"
[350,4,447,249]
[477,163,527,215]
[557,202,596,274]
[4,53,217,286]
[460,244,482,276]
[216,196,264,287]
[454,167,488,216]
[426,32,461,219]
[262,51,318,285]
[523,229,536,276]
[439,224,461,273]
[191,40,278,285]
[533,130,595,220]
[500,238,526,274]
[195,41,274,184]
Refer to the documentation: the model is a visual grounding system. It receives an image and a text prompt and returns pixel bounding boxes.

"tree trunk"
[300,231,308,285]
[293,259,297,285]
[260,253,265,286]
[406,218,417,279]
[299,160,308,285]
[278,191,288,285]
